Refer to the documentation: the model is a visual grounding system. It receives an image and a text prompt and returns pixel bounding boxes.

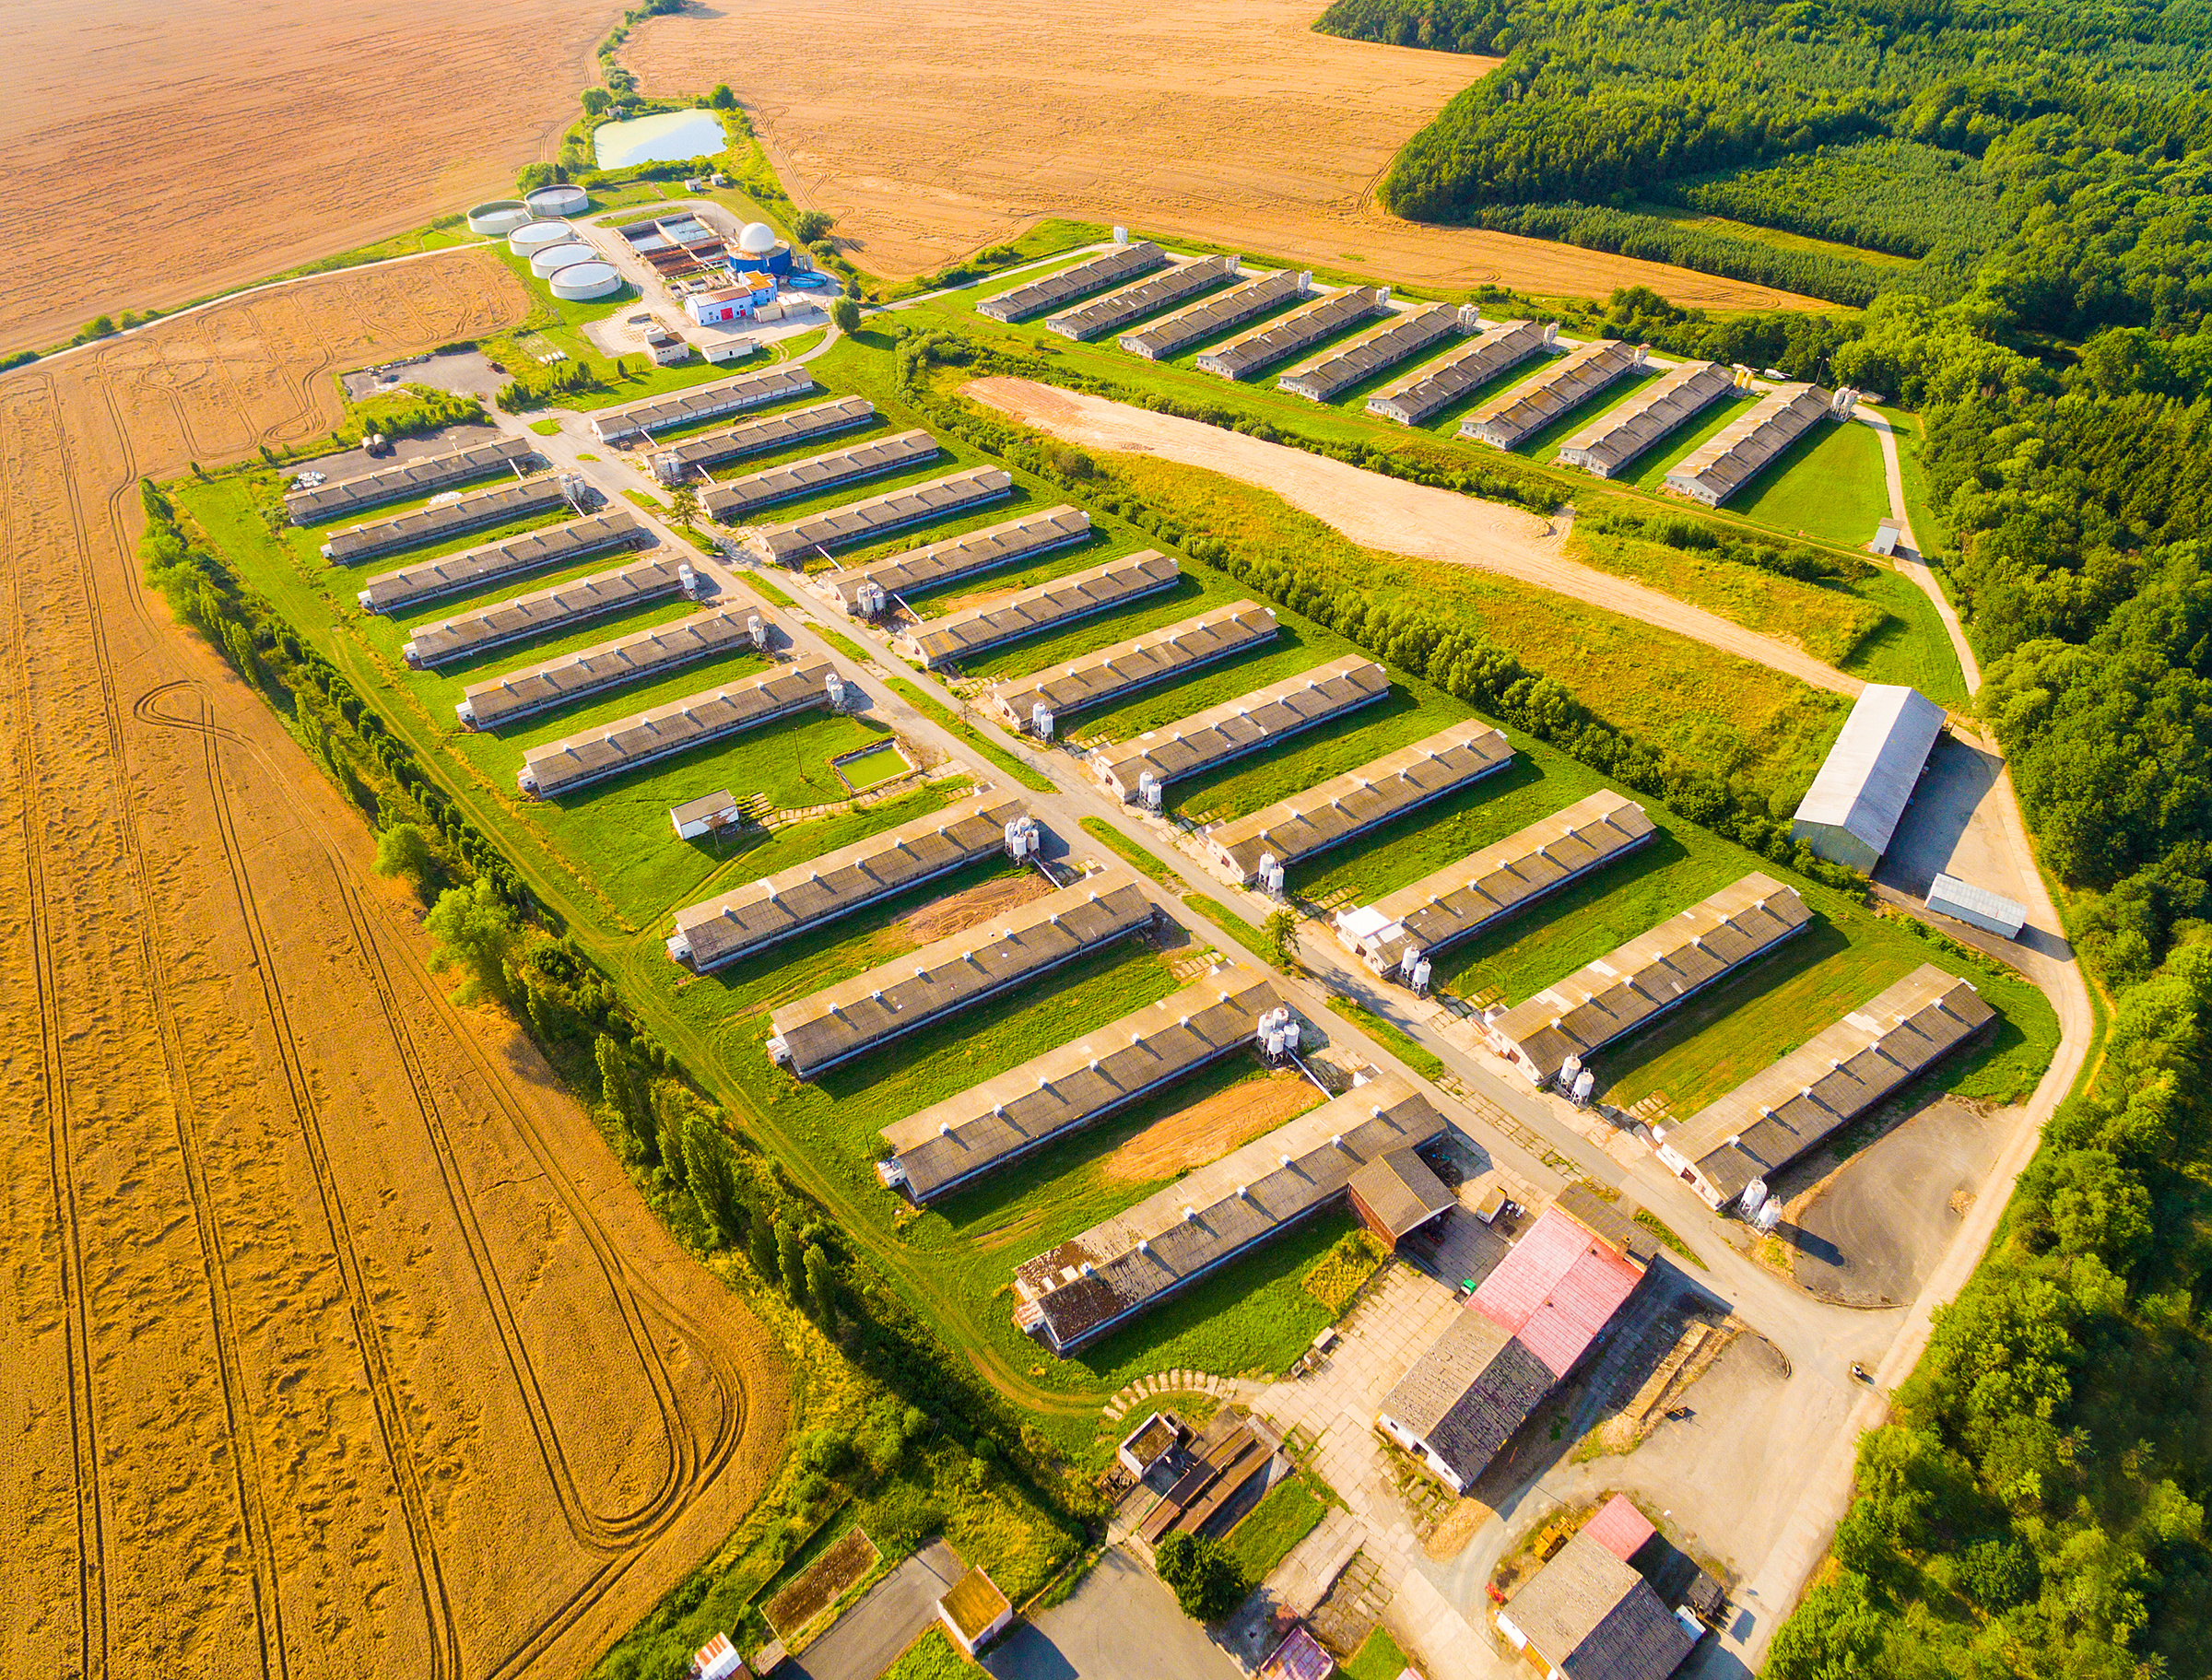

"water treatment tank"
[738,221,778,256]
[525,183,590,217]
[530,241,599,277]
[466,200,531,237]
[509,219,574,256]
[549,262,622,301]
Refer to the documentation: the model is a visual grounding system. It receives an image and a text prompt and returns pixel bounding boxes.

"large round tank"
[737,221,778,256]
[550,262,622,301]
[466,200,532,237]
[530,241,600,277]
[508,219,573,255]
[525,183,590,217]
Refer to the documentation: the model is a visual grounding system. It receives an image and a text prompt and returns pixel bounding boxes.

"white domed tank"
[525,183,590,217]
[509,219,573,256]
[466,200,531,236]
[550,261,621,301]
[531,241,600,278]
[737,222,779,257]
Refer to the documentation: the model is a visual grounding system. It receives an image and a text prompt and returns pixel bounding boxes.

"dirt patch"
[621,0,1822,311]
[1424,1498,1488,1561]
[0,249,785,1679]
[1101,1068,1322,1183]
[900,867,1058,944]
[767,1528,883,1639]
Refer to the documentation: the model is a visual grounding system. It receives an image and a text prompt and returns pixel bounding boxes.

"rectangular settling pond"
[594,109,729,170]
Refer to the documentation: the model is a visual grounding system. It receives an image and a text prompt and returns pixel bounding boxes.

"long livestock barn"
[666,794,1030,972]
[359,511,645,614]
[1484,873,1812,1085]
[826,504,1091,614]
[1044,254,1236,342]
[1460,339,1646,450]
[458,607,761,731]
[1013,1078,1446,1356]
[401,550,686,666]
[1195,286,1387,381]
[1657,965,1994,1210]
[896,550,1178,667]
[324,475,576,564]
[1368,319,1555,425]
[648,396,876,486]
[700,429,938,521]
[742,467,1013,564]
[878,965,1282,1204]
[1556,360,1740,478]
[1279,303,1474,403]
[1090,656,1390,804]
[286,436,538,525]
[1206,721,1512,886]
[590,365,817,442]
[1333,791,1653,976]
[518,661,835,798]
[979,241,1167,323]
[765,873,1156,1078]
[1665,385,1855,506]
[991,601,1278,734]
[1121,267,1309,361]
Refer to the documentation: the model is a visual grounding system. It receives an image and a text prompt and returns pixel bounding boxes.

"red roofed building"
[1583,1494,1658,1563]
[1473,1206,1644,1376]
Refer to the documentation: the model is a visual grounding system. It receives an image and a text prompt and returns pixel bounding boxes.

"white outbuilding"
[1926,873,2028,939]
[1790,684,1947,872]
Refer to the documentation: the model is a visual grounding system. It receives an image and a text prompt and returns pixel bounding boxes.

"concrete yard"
[783,1539,968,1680]
[985,1545,1242,1680]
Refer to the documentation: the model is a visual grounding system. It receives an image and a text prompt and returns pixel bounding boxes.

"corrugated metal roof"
[701,429,938,520]
[1347,1147,1454,1239]
[1197,286,1386,380]
[828,505,1091,611]
[286,436,536,523]
[1462,339,1644,449]
[1090,656,1390,800]
[1505,1532,1695,1680]
[1121,268,1304,360]
[654,395,876,473]
[1367,319,1550,425]
[1557,361,1735,478]
[325,475,571,564]
[1280,303,1466,402]
[364,512,650,617]
[1926,873,2027,936]
[591,364,816,438]
[1471,1206,1641,1376]
[980,241,1167,323]
[1376,1307,1551,1488]
[744,467,1013,565]
[1665,384,1832,505]
[1790,685,1945,868]
[519,661,832,798]
[460,606,758,729]
[1045,255,1235,341]
[1258,1627,1334,1680]
[402,549,682,664]
[899,551,1179,667]
[1584,1495,1656,1564]
[990,601,1277,727]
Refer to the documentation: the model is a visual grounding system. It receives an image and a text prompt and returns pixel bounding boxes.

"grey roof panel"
[1045,255,1236,341]
[1556,361,1736,478]
[1461,340,1645,450]
[1367,320,1550,425]
[653,396,877,475]
[286,436,537,523]
[518,662,834,798]
[981,242,1169,323]
[459,606,759,730]
[1196,287,1387,380]
[898,551,1180,667]
[591,365,817,439]
[1120,268,1304,360]
[827,504,1091,609]
[400,549,686,664]
[743,467,1014,564]
[1089,656,1391,801]
[324,475,573,564]
[701,429,938,520]
[1789,684,1945,868]
[1507,1533,1696,1680]
[990,602,1278,727]
[1279,303,1469,402]
[1665,384,1833,505]
[359,511,649,614]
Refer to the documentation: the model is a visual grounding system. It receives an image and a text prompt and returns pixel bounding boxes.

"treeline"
[1311,0,1509,53]
[1658,138,2004,261]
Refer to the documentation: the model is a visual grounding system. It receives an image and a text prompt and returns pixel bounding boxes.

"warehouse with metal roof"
[1665,385,1855,506]
[701,429,938,521]
[1484,873,1812,1086]
[324,475,577,564]
[1120,267,1308,361]
[286,436,537,524]
[990,602,1277,733]
[826,503,1090,613]
[742,466,1013,564]
[1045,254,1236,341]
[980,241,1167,323]
[459,607,759,730]
[1367,319,1555,425]
[1012,1078,1446,1356]
[590,364,817,441]
[648,396,876,485]
[1659,965,1994,1210]
[879,965,1282,1203]
[1195,286,1387,380]
[767,873,1156,1077]
[519,661,835,798]
[1279,302,1474,402]
[1557,360,1740,478]
[1090,656,1390,803]
[1334,790,1653,975]
[1789,684,1946,871]
[1461,339,1647,449]
[667,794,1029,971]
[359,511,645,614]
[402,551,686,666]
[1498,1526,1697,1680]
[897,550,1178,667]
[1206,721,1512,885]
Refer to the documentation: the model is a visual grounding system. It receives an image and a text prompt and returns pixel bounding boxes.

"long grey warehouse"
[1368,319,1554,425]
[1122,267,1308,361]
[667,794,1030,971]
[1460,339,1646,450]
[1484,873,1812,1085]
[1556,360,1739,478]
[1089,655,1390,803]
[324,475,576,564]
[766,872,1156,1077]
[895,550,1179,667]
[743,467,1012,565]
[518,661,835,798]
[1012,1078,1446,1356]
[1665,384,1855,506]
[649,396,876,486]
[459,607,761,730]
[1196,286,1387,380]
[980,241,1167,323]
[826,504,1091,614]
[1206,721,1513,885]
[991,601,1278,734]
[1788,683,1946,871]
[1279,303,1475,403]
[701,429,938,521]
[286,436,538,524]
[878,964,1282,1203]
[591,364,817,441]
[1044,254,1236,341]
[401,550,686,665]
[360,511,646,614]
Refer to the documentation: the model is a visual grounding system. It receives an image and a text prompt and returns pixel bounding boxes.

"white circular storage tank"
[508,219,573,255]
[530,241,600,278]
[737,221,778,256]
[525,183,590,217]
[549,261,621,301]
[467,200,532,237]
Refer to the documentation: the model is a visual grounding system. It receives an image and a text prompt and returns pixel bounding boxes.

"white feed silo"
[509,219,574,256]
[466,200,532,237]
[531,241,600,278]
[525,183,590,218]
[550,262,622,301]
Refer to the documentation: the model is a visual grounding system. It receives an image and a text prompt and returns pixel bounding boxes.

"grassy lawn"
[1325,995,1447,1084]
[1728,416,1892,552]
[1223,1473,1329,1582]
[1345,1627,1412,1680]
[1078,816,1181,885]
[882,1630,970,1680]
[1182,892,1277,965]
[887,677,1054,793]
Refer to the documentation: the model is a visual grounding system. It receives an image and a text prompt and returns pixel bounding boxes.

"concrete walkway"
[784,1539,966,1680]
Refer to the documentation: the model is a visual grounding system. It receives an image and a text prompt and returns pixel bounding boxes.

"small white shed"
[1870,518,1905,557]
[1926,873,2027,938]
[671,790,740,840]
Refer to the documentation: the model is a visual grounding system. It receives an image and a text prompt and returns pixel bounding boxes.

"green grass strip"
[1078,817,1180,886]
[886,677,1054,793]
[1344,1628,1412,1680]
[1633,1207,1707,1270]
[1180,892,1273,962]
[1324,994,1447,1084]
[738,569,800,609]
[1222,1473,1328,1582]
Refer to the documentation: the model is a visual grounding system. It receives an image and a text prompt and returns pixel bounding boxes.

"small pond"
[593,109,729,170]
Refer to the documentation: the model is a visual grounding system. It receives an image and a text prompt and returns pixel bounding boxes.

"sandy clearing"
[1101,1070,1324,1183]
[0,246,784,1680]
[621,0,1826,312]
[0,0,606,355]
[899,867,1058,943]
[964,376,1865,699]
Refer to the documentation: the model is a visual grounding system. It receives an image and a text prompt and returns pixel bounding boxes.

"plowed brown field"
[0,247,785,1680]
[621,0,1824,311]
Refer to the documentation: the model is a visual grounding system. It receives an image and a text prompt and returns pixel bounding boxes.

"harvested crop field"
[621,0,1823,311]
[0,249,785,1680]
[0,0,605,355]
[1101,1069,1324,1183]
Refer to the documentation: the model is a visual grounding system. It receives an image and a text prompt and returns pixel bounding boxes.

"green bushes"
[1585,509,1873,585]
[1660,138,2004,263]
[496,357,611,412]
[1154,1533,1253,1621]
[341,383,483,445]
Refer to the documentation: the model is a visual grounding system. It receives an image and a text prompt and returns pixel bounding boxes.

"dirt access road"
[622,0,1824,312]
[0,247,784,1680]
